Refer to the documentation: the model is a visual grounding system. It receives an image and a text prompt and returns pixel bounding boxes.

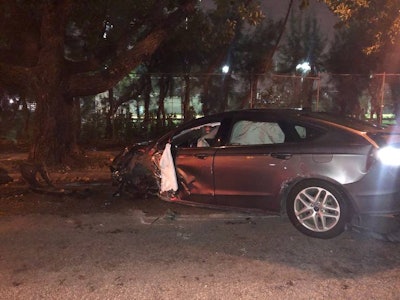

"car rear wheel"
[286,180,349,239]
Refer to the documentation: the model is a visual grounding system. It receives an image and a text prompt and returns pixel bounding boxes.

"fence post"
[249,71,253,109]
[316,73,320,111]
[379,72,386,124]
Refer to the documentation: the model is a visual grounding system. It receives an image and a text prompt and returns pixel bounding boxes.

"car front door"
[171,122,221,205]
[174,147,217,204]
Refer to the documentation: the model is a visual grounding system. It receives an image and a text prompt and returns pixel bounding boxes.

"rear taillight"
[377,146,400,166]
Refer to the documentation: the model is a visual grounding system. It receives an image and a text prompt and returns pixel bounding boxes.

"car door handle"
[195,153,209,159]
[271,153,292,160]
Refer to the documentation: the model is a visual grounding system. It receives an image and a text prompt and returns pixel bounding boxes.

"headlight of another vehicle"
[377,146,400,166]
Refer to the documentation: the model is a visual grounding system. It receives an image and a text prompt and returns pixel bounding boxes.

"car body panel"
[345,163,400,214]
[174,147,216,204]
[212,146,372,211]
[213,147,286,211]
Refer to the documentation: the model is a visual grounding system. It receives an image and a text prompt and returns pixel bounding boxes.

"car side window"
[293,124,322,141]
[295,125,306,138]
[172,122,221,148]
[229,120,285,145]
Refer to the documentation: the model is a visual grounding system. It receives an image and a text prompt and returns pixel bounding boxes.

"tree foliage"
[322,1,398,117]
[278,12,325,74]
[0,0,267,164]
[321,0,400,55]
[4,0,400,164]
[0,0,197,164]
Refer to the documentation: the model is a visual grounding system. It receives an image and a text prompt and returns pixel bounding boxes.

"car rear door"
[213,116,304,212]
[213,143,296,212]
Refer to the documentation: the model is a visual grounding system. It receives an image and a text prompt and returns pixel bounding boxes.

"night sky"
[262,0,337,41]
[202,0,337,43]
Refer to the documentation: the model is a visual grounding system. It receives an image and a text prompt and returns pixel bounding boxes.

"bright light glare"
[296,62,311,74]
[222,65,229,73]
[377,146,400,166]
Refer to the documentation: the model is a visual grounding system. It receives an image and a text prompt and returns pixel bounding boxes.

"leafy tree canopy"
[0,0,198,163]
[278,11,325,74]
[319,0,400,55]
[0,0,264,164]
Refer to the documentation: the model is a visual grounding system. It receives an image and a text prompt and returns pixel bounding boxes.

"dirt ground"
[0,149,216,217]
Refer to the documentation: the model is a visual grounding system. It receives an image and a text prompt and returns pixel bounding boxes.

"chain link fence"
[95,72,400,143]
[2,72,400,145]
[121,72,400,125]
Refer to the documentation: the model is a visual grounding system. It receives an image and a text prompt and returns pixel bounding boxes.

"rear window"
[305,113,383,132]
[367,130,400,147]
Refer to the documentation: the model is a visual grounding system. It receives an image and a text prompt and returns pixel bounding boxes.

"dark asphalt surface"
[1,183,400,299]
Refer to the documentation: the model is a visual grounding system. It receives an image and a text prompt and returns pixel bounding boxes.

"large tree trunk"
[28,1,79,164]
[29,91,80,164]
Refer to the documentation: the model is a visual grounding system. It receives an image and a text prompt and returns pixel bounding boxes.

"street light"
[295,61,312,110]
[296,62,311,76]
[222,65,230,74]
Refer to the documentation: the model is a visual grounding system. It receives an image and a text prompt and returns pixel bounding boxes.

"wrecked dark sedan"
[112,109,400,239]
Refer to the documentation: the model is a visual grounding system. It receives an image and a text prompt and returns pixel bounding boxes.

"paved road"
[1,208,400,300]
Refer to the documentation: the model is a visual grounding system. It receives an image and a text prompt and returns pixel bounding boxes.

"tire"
[286,180,350,239]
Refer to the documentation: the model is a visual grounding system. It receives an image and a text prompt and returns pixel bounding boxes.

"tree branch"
[67,0,196,97]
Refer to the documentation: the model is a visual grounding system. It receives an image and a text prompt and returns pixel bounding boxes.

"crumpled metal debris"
[110,143,158,197]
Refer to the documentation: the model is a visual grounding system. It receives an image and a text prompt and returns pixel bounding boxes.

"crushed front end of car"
[110,142,159,197]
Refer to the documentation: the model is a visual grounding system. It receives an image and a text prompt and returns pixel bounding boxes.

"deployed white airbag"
[159,143,178,192]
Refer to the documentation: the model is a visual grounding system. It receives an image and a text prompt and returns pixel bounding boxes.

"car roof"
[194,109,382,133]
[155,109,393,150]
